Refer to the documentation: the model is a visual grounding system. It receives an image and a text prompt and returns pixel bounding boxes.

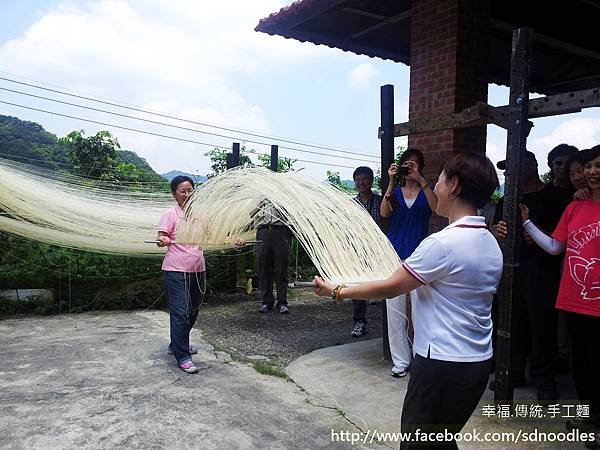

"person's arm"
[156,231,171,247]
[574,188,591,200]
[491,220,507,240]
[380,164,399,218]
[157,211,173,247]
[519,204,565,255]
[314,265,422,301]
[419,177,437,212]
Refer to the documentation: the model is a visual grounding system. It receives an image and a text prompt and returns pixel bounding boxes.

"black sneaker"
[351,322,367,337]
[276,304,289,314]
[259,304,272,313]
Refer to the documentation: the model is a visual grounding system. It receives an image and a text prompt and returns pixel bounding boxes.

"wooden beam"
[285,29,409,64]
[351,9,412,39]
[343,7,386,21]
[550,74,600,89]
[393,102,490,136]
[495,27,533,402]
[527,87,600,118]
[285,0,348,31]
[391,87,600,136]
[491,19,600,61]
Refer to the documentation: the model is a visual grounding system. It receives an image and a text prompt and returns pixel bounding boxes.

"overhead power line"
[0,86,378,164]
[0,100,357,170]
[0,75,380,160]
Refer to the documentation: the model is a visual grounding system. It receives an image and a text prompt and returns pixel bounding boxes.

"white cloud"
[529,117,600,154]
[524,117,600,174]
[0,0,324,174]
[486,140,504,167]
[347,63,378,89]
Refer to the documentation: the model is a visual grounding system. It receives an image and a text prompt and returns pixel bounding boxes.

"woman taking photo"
[315,152,502,448]
[380,148,437,378]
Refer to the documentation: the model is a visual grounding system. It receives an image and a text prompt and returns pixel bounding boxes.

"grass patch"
[253,360,288,379]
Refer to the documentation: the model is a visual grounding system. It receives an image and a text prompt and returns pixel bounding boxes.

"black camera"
[396,166,409,177]
[395,166,409,186]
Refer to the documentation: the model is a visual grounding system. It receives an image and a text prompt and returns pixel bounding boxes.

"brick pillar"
[408,0,490,183]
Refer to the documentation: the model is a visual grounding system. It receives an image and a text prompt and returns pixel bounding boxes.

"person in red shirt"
[521,146,600,445]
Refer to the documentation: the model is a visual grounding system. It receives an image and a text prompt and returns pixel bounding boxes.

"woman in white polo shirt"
[314,151,502,449]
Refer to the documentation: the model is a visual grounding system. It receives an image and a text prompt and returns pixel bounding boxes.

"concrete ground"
[289,339,586,449]
[0,311,591,449]
[0,311,353,449]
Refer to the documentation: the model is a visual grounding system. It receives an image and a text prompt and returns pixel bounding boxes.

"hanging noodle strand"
[0,159,401,282]
[177,167,401,284]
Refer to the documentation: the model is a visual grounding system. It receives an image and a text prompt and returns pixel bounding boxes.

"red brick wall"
[408,0,490,183]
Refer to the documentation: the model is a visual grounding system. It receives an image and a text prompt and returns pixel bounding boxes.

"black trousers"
[523,257,560,394]
[563,311,600,427]
[352,300,367,324]
[491,255,559,389]
[257,227,289,306]
[400,354,491,450]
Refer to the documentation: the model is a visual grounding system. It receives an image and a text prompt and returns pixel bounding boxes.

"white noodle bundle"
[0,159,402,282]
[0,158,170,256]
[177,167,401,284]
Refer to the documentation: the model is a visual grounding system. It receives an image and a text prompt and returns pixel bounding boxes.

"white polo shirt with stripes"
[403,215,503,363]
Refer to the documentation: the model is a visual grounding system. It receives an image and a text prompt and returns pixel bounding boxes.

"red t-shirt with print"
[552,200,600,317]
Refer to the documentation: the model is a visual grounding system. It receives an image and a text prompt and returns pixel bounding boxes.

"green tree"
[61,130,120,180]
[204,146,255,176]
[326,170,353,192]
[541,171,552,184]
[257,153,296,172]
[395,145,406,165]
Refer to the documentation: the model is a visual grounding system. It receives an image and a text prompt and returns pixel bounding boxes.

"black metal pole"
[494,27,532,402]
[380,84,394,361]
[232,142,241,167]
[380,85,395,192]
[270,145,279,172]
[226,143,242,290]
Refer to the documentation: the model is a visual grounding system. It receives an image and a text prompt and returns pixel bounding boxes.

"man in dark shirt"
[492,150,573,400]
[251,200,290,314]
[350,166,386,337]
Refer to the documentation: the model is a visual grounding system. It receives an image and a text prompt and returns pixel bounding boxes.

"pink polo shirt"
[158,205,205,273]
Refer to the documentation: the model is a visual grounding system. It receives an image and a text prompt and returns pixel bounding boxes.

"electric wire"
[0,74,380,159]
[0,86,379,164]
[0,100,357,170]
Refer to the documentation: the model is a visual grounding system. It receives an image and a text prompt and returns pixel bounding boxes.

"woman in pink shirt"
[157,176,205,374]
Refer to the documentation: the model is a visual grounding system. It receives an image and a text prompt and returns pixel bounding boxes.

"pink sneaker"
[179,360,198,374]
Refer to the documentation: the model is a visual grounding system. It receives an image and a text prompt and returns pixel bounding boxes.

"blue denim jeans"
[163,271,205,364]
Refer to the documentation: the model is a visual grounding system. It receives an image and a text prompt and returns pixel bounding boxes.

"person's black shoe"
[259,304,272,313]
[276,303,289,314]
[351,322,367,337]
